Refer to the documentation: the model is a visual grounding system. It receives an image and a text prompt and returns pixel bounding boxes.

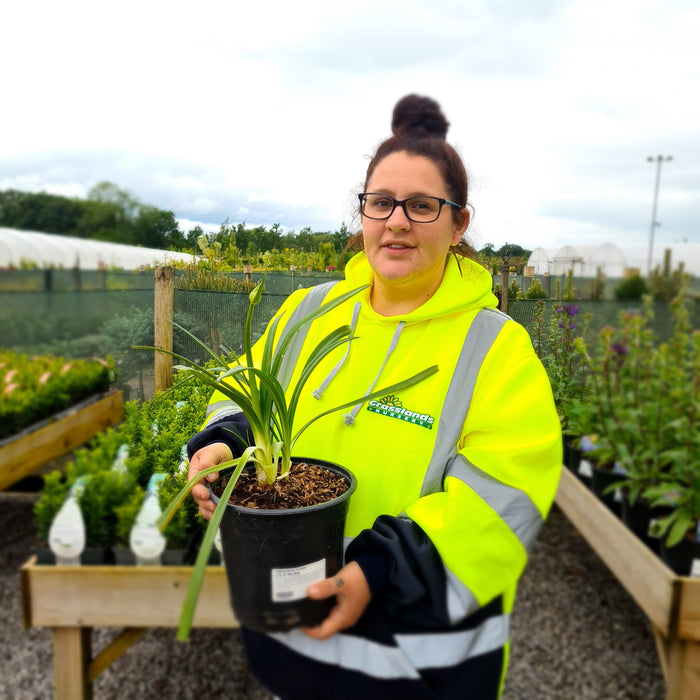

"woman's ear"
[451,208,470,245]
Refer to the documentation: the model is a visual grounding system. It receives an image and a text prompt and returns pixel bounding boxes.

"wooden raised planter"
[0,389,124,491]
[555,467,700,700]
[21,561,237,699]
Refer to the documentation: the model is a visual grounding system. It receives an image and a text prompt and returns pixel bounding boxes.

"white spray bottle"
[129,472,167,565]
[48,477,88,566]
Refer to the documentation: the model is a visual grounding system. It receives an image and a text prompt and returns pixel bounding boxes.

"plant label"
[271,558,326,602]
[690,559,700,579]
[648,519,662,539]
[48,496,86,566]
[130,524,166,563]
[578,459,593,478]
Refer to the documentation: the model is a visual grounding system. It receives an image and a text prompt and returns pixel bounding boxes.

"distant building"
[527,243,700,278]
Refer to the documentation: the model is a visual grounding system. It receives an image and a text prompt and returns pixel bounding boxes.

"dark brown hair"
[348,94,474,259]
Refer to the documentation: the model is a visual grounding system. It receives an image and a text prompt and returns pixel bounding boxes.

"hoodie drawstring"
[312,302,362,400]
[343,321,405,426]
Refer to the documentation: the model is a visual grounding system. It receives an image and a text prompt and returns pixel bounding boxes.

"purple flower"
[610,343,628,356]
[579,435,596,452]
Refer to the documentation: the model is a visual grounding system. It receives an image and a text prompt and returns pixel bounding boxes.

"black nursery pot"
[621,497,674,554]
[660,536,700,577]
[590,464,623,517]
[567,444,593,488]
[210,458,357,633]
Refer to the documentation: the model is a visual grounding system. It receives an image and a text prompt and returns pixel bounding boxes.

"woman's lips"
[382,241,414,250]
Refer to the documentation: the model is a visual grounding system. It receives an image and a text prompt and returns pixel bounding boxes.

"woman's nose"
[385,203,410,230]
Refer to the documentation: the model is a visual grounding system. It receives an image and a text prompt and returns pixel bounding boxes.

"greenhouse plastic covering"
[527,242,700,277]
[0,228,197,270]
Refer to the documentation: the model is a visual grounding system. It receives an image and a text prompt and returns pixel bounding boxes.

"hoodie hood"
[343,251,499,322]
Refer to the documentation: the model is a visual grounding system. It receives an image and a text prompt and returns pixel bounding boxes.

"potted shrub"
[0,350,115,439]
[33,436,133,565]
[151,280,438,639]
[639,288,700,573]
[533,299,591,474]
[573,281,700,562]
[572,299,668,521]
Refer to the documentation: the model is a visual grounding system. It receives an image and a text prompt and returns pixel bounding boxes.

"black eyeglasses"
[358,192,462,223]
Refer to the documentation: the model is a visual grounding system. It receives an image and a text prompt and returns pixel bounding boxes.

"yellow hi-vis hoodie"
[196,251,562,698]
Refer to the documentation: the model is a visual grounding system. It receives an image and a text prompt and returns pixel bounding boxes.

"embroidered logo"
[367,395,435,430]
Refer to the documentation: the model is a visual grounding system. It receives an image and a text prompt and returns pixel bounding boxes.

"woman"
[187,94,562,699]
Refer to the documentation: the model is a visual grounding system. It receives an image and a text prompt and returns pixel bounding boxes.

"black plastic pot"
[590,464,623,517]
[660,536,700,577]
[563,440,577,473]
[210,457,357,632]
[567,444,593,488]
[621,497,674,554]
[35,546,114,565]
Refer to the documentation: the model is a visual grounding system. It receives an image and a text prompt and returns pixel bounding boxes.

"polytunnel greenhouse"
[0,228,197,269]
[527,241,700,278]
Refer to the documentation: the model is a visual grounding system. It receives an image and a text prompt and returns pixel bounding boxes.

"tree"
[88,181,140,220]
[333,223,352,253]
[0,189,83,234]
[77,181,140,243]
[76,199,129,242]
[525,279,548,299]
[132,206,181,249]
[614,274,649,301]
[186,225,205,250]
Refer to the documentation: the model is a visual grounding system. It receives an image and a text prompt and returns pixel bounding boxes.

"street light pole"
[646,154,673,276]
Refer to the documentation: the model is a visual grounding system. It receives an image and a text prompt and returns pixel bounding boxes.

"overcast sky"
[2,0,698,259]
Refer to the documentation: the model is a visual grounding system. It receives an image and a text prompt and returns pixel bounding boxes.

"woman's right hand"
[187,442,233,519]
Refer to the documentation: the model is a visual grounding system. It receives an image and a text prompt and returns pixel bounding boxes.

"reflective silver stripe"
[447,454,544,553]
[205,399,241,420]
[268,613,510,679]
[276,281,339,391]
[420,308,509,497]
[419,308,509,623]
[397,613,510,669]
[445,567,482,621]
[268,630,421,680]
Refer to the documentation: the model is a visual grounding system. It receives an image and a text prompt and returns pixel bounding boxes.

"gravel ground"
[1,490,665,699]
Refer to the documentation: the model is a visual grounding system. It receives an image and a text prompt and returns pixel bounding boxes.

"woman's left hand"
[302,561,371,640]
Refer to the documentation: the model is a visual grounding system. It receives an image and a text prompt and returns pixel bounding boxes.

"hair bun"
[391,94,449,139]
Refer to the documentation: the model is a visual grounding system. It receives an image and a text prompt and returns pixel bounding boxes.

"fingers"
[302,602,349,640]
[302,562,371,640]
[306,575,346,600]
[187,443,233,520]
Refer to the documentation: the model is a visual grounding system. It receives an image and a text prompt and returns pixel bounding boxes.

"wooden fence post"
[500,266,509,314]
[154,266,174,392]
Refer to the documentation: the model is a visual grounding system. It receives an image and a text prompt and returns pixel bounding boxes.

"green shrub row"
[33,370,212,552]
[0,350,115,439]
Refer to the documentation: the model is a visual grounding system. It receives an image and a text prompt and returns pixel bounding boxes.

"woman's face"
[362,151,468,302]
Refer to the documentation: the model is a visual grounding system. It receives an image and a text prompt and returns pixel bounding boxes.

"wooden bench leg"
[52,627,93,700]
[665,637,700,700]
[653,626,670,685]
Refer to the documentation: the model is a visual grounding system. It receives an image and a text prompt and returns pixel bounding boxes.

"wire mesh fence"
[1,269,697,403]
